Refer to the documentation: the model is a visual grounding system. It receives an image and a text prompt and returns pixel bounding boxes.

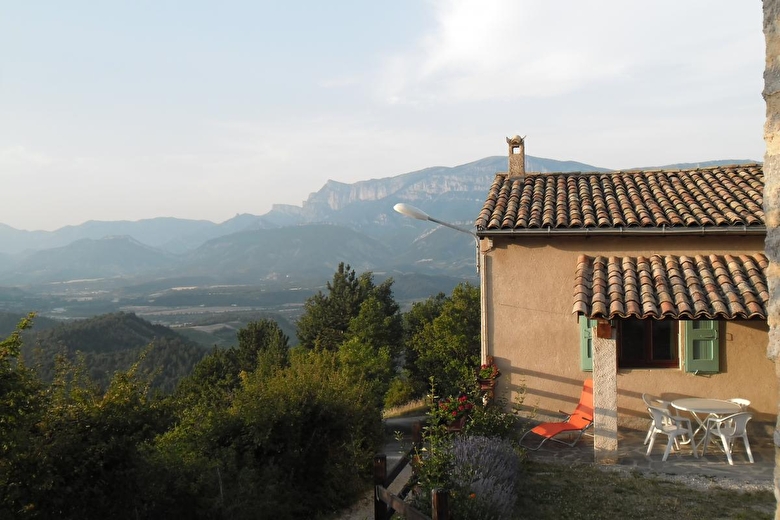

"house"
[474,136,773,454]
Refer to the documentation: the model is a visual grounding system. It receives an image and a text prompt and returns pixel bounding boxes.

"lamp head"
[393,203,430,221]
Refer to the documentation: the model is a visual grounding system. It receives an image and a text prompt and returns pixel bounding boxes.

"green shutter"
[684,320,720,373]
[579,316,594,372]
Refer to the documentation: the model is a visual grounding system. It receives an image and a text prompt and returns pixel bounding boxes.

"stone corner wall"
[763,0,780,514]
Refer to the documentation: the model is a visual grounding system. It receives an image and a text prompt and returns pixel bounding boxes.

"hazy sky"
[1,1,765,231]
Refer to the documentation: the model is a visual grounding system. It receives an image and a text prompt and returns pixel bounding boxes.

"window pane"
[652,320,674,360]
[621,319,644,361]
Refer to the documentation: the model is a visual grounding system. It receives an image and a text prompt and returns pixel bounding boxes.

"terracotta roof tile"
[477,164,764,232]
[572,253,768,320]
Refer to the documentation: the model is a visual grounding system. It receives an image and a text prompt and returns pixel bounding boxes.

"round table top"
[670,398,741,415]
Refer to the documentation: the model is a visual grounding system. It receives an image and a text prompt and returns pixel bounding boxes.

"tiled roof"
[476,164,764,232]
[572,253,768,320]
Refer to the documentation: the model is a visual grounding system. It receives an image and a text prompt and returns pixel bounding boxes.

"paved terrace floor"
[520,420,775,492]
[382,416,774,491]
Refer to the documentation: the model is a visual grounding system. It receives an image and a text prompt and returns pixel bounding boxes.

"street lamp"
[393,203,480,273]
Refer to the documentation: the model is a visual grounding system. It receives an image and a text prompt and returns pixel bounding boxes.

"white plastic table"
[670,398,741,454]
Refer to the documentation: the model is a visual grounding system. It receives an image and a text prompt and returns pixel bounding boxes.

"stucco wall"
[485,234,776,427]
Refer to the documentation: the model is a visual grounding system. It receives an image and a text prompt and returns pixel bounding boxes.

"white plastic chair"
[646,406,697,461]
[641,393,692,446]
[701,412,754,465]
[727,398,751,411]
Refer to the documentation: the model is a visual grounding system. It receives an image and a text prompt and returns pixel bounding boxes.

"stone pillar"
[592,325,618,464]
[764,1,780,516]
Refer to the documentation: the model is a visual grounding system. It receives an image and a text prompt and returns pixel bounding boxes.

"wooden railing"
[373,421,450,520]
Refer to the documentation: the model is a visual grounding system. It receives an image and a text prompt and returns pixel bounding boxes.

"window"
[618,319,678,368]
[579,318,719,373]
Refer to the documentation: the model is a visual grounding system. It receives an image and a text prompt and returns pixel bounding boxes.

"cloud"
[0,145,52,167]
[373,0,762,105]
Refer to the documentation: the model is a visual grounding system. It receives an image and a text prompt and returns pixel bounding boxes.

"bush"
[411,379,524,519]
[464,394,518,439]
[153,348,384,519]
[448,436,522,519]
[383,374,416,409]
[413,433,522,520]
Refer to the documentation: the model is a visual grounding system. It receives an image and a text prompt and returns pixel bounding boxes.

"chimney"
[506,135,525,177]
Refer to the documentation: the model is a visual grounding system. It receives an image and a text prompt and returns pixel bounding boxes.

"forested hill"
[0,311,59,337]
[22,312,208,393]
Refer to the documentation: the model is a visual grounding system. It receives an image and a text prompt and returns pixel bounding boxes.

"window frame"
[578,317,720,373]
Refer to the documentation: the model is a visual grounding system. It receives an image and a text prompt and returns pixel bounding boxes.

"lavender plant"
[449,436,521,519]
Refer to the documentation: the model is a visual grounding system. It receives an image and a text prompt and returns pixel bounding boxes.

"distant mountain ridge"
[0,155,756,288]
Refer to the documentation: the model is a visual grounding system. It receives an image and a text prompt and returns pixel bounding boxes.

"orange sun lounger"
[519,379,594,450]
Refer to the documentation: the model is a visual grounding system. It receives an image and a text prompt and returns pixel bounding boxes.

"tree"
[403,292,447,395]
[0,313,45,516]
[297,263,368,350]
[405,283,481,397]
[236,319,289,371]
[175,319,289,409]
[1,346,170,519]
[296,263,402,354]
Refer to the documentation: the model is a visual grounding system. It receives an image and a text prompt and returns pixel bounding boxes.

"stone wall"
[763,0,780,515]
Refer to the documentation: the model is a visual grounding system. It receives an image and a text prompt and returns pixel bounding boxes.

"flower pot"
[447,415,467,433]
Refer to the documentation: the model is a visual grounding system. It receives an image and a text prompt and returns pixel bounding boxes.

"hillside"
[178,224,394,282]
[0,236,176,284]
[23,312,208,393]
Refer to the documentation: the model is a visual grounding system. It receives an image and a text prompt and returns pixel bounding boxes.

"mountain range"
[0,155,755,319]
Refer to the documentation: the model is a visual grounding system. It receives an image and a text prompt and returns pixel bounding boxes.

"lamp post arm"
[393,203,480,273]
[426,216,480,273]
[426,216,478,240]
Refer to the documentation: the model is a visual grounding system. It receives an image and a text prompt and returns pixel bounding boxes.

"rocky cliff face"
[298,154,614,215]
[300,157,505,218]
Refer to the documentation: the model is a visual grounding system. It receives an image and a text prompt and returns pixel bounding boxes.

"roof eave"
[476,225,767,239]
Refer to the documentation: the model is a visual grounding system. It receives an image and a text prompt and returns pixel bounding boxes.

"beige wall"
[485,234,776,427]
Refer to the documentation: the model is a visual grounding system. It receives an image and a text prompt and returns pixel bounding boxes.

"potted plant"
[477,356,500,382]
[476,357,500,401]
[478,362,500,382]
[437,394,474,432]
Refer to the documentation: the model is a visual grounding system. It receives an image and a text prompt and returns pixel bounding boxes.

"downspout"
[479,237,490,364]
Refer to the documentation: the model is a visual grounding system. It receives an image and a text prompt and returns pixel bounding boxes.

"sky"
[0,1,766,231]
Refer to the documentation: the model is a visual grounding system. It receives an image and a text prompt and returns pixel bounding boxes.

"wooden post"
[411,421,422,478]
[373,454,387,520]
[431,488,449,520]
[412,421,422,447]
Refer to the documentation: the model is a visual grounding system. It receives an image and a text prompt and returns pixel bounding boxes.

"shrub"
[153,348,384,519]
[449,436,522,520]
[383,374,416,409]
[412,379,524,519]
[413,433,522,520]
[464,394,518,439]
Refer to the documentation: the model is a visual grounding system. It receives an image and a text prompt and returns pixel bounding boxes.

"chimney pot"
[506,135,525,177]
